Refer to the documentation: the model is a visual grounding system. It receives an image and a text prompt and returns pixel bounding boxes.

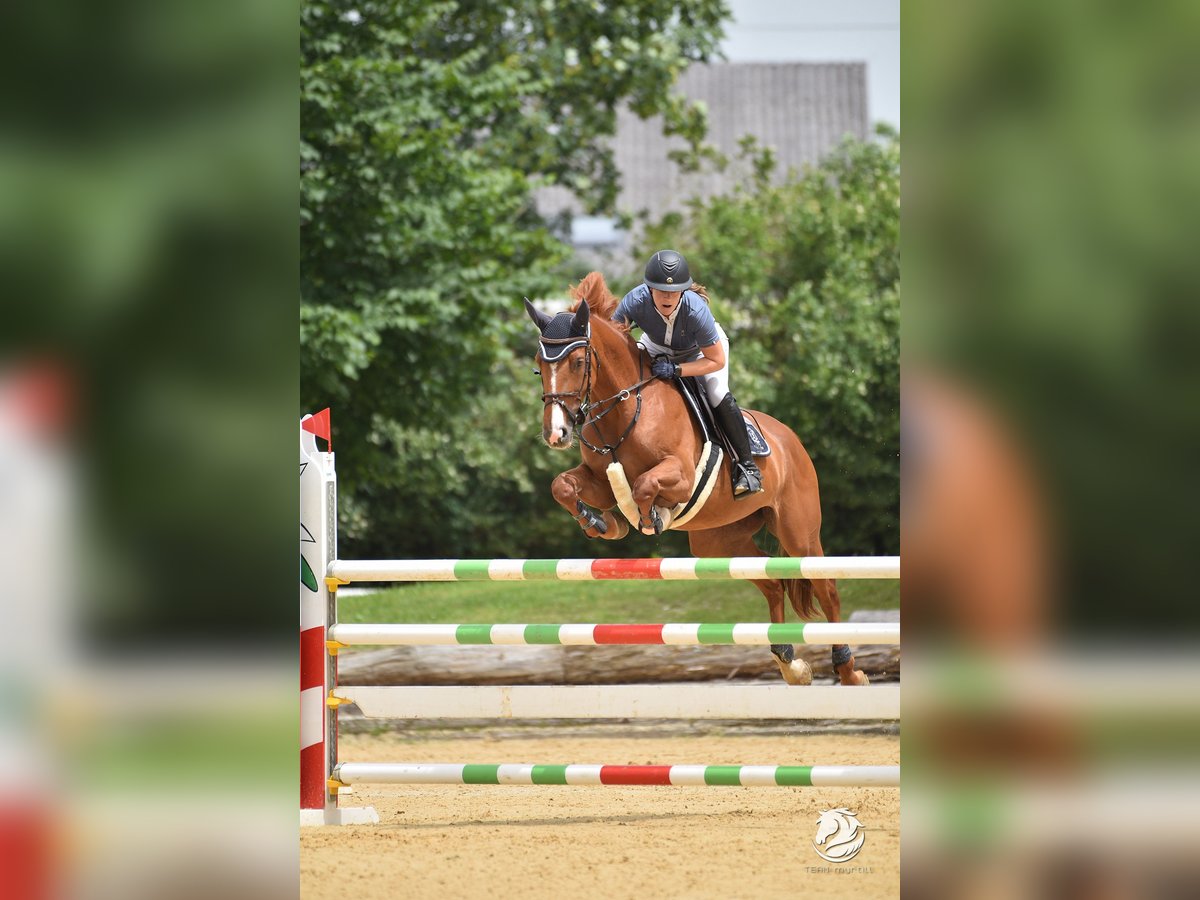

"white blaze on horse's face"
[540,348,588,449]
[547,361,568,445]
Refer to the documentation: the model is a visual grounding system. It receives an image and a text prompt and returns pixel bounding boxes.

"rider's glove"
[651,357,680,380]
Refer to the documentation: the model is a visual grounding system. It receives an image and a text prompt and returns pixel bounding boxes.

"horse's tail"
[785,577,817,620]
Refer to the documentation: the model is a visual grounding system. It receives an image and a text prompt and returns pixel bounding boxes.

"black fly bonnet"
[535,313,589,361]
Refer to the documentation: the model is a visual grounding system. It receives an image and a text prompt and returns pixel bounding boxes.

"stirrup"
[732,463,763,497]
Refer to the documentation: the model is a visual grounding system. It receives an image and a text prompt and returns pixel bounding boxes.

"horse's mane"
[568,272,626,332]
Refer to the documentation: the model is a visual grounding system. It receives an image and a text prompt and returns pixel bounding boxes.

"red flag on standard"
[301,408,331,445]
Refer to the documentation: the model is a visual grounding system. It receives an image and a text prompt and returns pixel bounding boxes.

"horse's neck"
[587,323,699,462]
[591,324,643,396]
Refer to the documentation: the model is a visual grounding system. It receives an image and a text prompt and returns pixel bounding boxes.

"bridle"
[536,327,656,460]
[537,332,595,431]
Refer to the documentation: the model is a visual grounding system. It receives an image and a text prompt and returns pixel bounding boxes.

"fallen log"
[339,639,899,685]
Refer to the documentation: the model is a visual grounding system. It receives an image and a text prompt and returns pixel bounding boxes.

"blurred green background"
[903,0,1200,632]
[1,0,298,649]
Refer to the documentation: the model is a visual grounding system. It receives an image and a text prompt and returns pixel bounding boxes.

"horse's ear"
[524,297,553,332]
[572,299,590,334]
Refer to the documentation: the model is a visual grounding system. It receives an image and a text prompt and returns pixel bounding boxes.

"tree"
[300,1,729,555]
[641,131,900,554]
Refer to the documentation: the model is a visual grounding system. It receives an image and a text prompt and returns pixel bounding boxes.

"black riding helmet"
[643,249,692,293]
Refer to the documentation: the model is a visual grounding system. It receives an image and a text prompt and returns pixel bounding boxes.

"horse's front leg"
[630,455,691,535]
[551,464,629,540]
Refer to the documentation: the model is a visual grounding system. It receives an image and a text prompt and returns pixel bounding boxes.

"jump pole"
[328,555,900,582]
[332,763,900,788]
[338,683,900,721]
[328,621,900,647]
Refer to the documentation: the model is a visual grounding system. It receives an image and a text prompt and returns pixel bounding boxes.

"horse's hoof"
[841,669,870,686]
[607,517,630,540]
[638,506,667,535]
[776,656,813,685]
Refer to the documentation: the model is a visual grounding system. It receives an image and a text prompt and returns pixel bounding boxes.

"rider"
[613,249,764,497]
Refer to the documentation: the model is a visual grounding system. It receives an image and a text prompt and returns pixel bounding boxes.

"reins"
[578,353,655,460]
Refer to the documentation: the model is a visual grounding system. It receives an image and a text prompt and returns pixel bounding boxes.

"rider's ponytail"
[691,283,710,304]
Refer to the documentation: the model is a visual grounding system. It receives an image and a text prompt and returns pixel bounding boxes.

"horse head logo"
[813,807,866,862]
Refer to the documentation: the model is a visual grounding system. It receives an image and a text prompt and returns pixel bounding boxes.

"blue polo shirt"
[613,285,721,358]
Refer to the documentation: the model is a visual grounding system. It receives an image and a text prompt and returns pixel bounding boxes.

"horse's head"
[525,297,592,448]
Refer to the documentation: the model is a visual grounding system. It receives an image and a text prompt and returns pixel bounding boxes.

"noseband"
[536,328,654,459]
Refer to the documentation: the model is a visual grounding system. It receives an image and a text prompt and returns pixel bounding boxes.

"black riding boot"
[714,393,763,497]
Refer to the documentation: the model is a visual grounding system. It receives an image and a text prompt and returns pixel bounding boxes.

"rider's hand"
[651,358,679,380]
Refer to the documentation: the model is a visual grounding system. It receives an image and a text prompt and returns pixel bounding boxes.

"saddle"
[677,376,771,460]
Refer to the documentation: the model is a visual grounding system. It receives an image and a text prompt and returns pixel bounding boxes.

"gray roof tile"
[536,62,867,220]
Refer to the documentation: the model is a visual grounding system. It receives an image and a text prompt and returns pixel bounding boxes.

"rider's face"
[650,289,681,317]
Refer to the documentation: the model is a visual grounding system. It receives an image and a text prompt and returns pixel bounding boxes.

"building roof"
[537,61,868,224]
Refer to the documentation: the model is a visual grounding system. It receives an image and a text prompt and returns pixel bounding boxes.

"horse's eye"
[532,368,540,376]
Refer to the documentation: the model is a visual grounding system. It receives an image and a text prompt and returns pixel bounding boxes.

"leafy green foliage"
[642,131,900,553]
[301,1,729,556]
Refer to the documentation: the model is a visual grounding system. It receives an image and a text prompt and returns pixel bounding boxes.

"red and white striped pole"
[300,416,377,826]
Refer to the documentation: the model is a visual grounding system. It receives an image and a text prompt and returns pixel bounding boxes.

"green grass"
[75,713,295,788]
[340,578,897,625]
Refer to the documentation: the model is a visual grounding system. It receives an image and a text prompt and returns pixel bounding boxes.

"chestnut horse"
[525,272,869,686]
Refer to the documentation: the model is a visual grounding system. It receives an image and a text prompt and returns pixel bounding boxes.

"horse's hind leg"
[811,571,869,686]
[687,517,813,686]
[765,506,870,686]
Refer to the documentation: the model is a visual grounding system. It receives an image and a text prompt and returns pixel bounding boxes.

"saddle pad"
[744,417,771,457]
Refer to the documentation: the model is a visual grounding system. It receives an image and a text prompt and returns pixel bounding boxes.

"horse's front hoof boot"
[575,501,607,536]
